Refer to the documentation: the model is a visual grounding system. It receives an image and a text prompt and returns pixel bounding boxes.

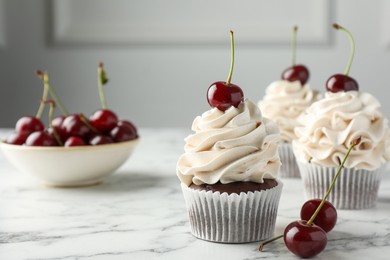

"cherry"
[281,26,309,85]
[110,125,137,142]
[62,114,91,139]
[326,24,359,93]
[64,136,86,147]
[207,31,244,112]
[51,115,67,142]
[89,109,118,132]
[6,132,29,145]
[282,65,309,85]
[25,131,57,146]
[300,199,337,233]
[117,120,138,137]
[284,220,327,258]
[15,116,44,135]
[89,135,114,145]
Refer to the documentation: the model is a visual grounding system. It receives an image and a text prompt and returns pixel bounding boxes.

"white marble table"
[0,128,390,260]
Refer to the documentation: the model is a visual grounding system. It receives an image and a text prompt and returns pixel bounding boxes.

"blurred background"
[0,0,390,128]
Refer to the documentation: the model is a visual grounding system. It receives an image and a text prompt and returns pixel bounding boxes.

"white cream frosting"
[177,100,281,186]
[258,80,320,142]
[293,91,390,170]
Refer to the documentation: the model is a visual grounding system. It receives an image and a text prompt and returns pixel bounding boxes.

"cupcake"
[177,99,283,243]
[293,24,390,209]
[177,31,283,243]
[259,80,320,178]
[293,90,390,209]
[258,26,320,178]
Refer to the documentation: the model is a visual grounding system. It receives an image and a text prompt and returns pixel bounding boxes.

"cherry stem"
[98,62,109,109]
[36,70,69,116]
[42,99,63,146]
[79,113,101,134]
[259,234,283,251]
[307,137,361,226]
[292,26,298,66]
[226,30,235,86]
[333,23,355,76]
[35,73,50,119]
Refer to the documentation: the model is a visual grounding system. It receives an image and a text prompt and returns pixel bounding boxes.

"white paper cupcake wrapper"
[279,143,300,178]
[181,181,283,243]
[298,162,382,209]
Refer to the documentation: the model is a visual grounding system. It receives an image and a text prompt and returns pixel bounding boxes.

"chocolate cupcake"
[177,100,283,243]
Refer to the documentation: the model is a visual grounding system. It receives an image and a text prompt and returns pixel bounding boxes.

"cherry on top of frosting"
[281,26,310,85]
[326,24,359,93]
[207,30,244,112]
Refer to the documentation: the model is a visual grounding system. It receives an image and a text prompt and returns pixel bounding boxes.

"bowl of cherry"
[0,64,139,187]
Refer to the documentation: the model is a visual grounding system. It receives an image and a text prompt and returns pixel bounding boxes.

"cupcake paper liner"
[181,181,283,243]
[298,162,382,209]
[279,142,300,178]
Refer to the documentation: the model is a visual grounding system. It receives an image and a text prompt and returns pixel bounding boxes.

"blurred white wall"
[1,0,390,128]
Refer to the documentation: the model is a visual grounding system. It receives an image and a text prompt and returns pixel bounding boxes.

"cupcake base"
[298,162,382,209]
[279,143,300,178]
[181,180,283,243]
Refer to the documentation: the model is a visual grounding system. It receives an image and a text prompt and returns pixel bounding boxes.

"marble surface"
[1,128,390,260]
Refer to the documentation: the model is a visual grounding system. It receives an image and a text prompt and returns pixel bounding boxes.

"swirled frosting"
[177,100,281,186]
[293,91,390,170]
[258,80,320,142]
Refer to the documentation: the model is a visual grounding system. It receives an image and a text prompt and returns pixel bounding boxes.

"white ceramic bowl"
[0,138,139,187]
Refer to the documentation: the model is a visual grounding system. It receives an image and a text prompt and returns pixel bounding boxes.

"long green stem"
[36,70,69,116]
[98,62,108,109]
[307,137,361,226]
[292,26,298,66]
[333,24,355,76]
[35,75,50,119]
[226,31,235,86]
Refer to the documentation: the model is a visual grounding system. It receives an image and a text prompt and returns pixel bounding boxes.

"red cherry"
[25,131,57,146]
[6,132,29,145]
[15,116,44,135]
[300,199,337,233]
[284,220,327,258]
[326,74,359,93]
[89,109,118,132]
[64,136,86,147]
[110,125,137,142]
[281,65,309,85]
[62,114,91,139]
[51,116,67,142]
[117,120,137,136]
[207,82,244,112]
[89,135,114,145]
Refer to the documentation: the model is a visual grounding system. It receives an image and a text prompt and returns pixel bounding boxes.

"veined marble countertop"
[0,128,390,260]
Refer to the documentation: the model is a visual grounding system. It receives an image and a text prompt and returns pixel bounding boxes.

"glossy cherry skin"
[284,220,327,258]
[300,199,337,233]
[62,114,91,139]
[6,132,29,145]
[281,64,310,85]
[207,81,244,112]
[64,136,86,147]
[117,120,138,137]
[51,116,67,142]
[326,74,359,93]
[15,116,45,135]
[89,135,114,145]
[89,109,118,132]
[25,131,58,146]
[110,125,137,142]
